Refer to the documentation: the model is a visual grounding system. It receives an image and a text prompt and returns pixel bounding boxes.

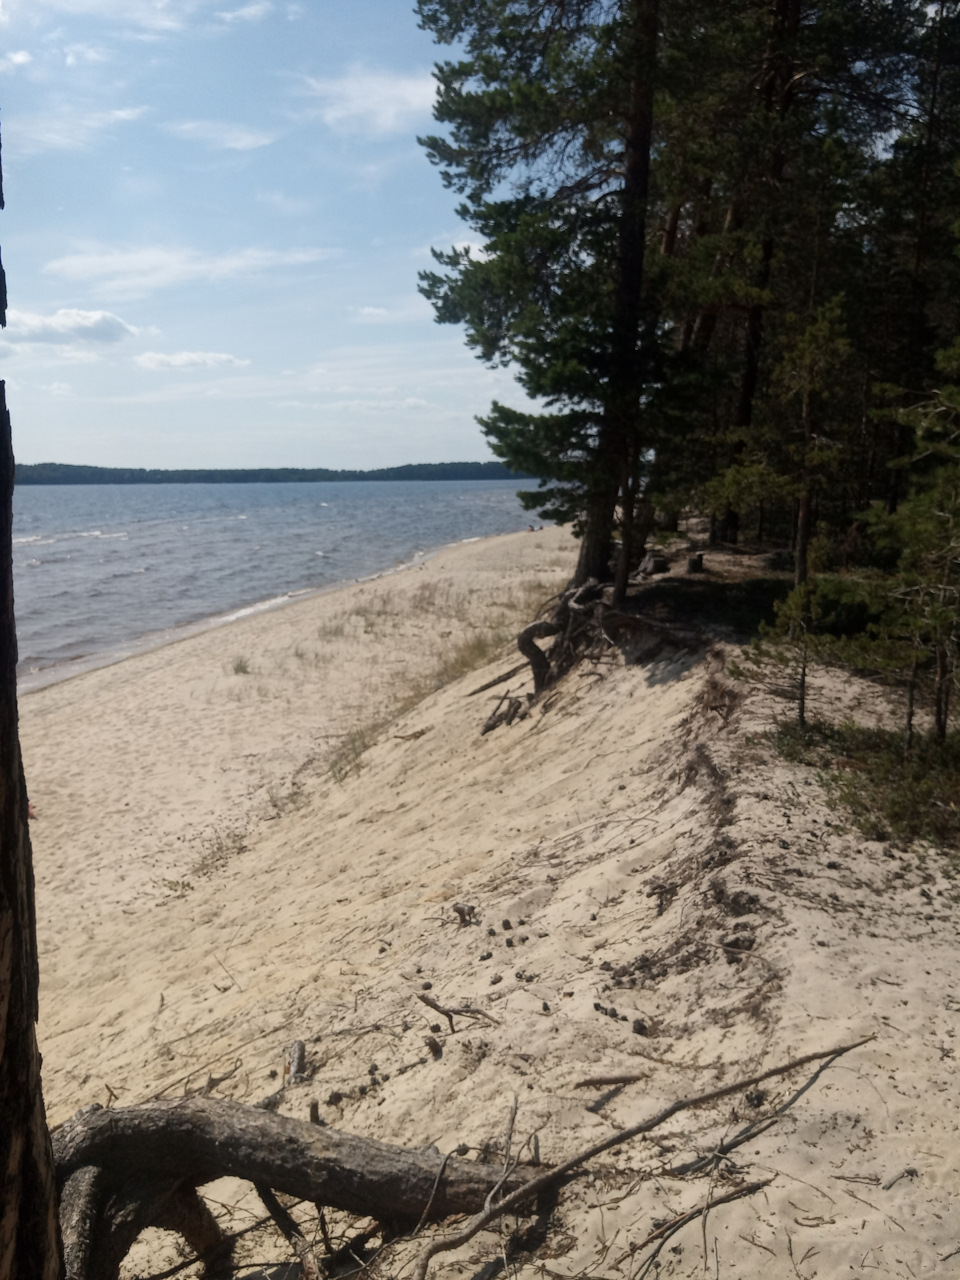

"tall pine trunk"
[0,118,62,1278]
[0,382,62,1279]
[573,481,618,584]
[608,0,658,606]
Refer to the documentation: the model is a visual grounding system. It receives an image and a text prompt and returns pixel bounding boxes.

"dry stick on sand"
[573,1035,874,1091]
[631,1178,774,1280]
[408,1036,873,1280]
[667,1044,853,1178]
[416,992,499,1032]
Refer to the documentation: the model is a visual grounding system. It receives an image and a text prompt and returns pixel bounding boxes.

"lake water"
[12,480,536,687]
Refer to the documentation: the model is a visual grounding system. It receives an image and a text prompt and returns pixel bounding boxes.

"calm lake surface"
[12,480,535,684]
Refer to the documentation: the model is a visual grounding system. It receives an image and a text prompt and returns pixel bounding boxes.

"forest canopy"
[417,0,960,601]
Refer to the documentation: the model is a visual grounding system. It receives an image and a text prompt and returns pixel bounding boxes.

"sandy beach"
[20,526,960,1279]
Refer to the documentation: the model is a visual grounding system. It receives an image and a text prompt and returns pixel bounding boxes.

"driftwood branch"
[53,1097,534,1225]
[408,1036,872,1280]
[574,1035,874,1092]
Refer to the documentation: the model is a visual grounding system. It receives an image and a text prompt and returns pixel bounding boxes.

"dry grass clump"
[432,630,509,687]
[305,567,568,785]
[325,722,382,784]
[191,827,247,878]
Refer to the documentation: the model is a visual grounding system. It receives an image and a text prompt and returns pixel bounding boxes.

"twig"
[667,1043,855,1176]
[839,1185,905,1231]
[738,1233,776,1256]
[416,991,499,1030]
[501,1097,519,1173]
[143,1209,281,1280]
[467,664,528,696]
[575,1034,873,1092]
[632,1181,772,1280]
[412,1153,453,1236]
[200,1057,243,1097]
[409,1037,871,1280]
[256,1184,322,1280]
[215,955,244,992]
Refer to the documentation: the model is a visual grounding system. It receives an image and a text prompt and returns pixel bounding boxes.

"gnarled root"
[54,1097,537,1280]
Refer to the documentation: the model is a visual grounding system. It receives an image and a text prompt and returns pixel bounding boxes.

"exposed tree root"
[506,577,704,710]
[53,1097,534,1280]
[51,1038,872,1280]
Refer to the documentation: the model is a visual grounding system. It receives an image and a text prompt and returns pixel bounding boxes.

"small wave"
[77,530,128,540]
[221,595,295,622]
[13,534,52,545]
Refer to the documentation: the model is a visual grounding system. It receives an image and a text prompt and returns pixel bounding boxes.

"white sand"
[20,528,960,1279]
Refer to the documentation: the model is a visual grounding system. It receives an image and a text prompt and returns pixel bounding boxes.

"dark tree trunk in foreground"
[0,381,63,1279]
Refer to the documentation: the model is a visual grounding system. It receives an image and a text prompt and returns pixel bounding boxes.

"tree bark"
[0,379,63,1279]
[572,484,617,584]
[53,1098,536,1227]
[605,0,659,598]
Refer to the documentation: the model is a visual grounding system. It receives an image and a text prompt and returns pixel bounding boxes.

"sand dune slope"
[19,529,960,1279]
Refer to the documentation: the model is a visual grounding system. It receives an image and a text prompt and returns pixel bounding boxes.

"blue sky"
[0,0,524,468]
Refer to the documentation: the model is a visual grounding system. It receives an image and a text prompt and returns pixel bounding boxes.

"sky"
[0,0,527,468]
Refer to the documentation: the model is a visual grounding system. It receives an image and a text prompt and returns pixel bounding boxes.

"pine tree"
[417,0,665,589]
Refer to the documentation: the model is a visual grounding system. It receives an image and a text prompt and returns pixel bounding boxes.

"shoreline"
[21,526,576,1090]
[16,530,508,696]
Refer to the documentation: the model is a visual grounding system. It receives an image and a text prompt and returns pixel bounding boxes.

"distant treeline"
[15,461,528,485]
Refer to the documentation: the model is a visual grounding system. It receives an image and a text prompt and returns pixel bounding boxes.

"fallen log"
[54,1097,536,1226]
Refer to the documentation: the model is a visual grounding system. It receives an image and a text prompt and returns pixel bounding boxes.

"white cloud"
[0,50,31,71]
[13,106,146,153]
[44,244,335,297]
[64,43,108,66]
[166,119,276,151]
[300,67,435,136]
[216,1,271,20]
[349,297,433,325]
[134,350,250,370]
[10,1,196,32]
[4,308,138,343]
